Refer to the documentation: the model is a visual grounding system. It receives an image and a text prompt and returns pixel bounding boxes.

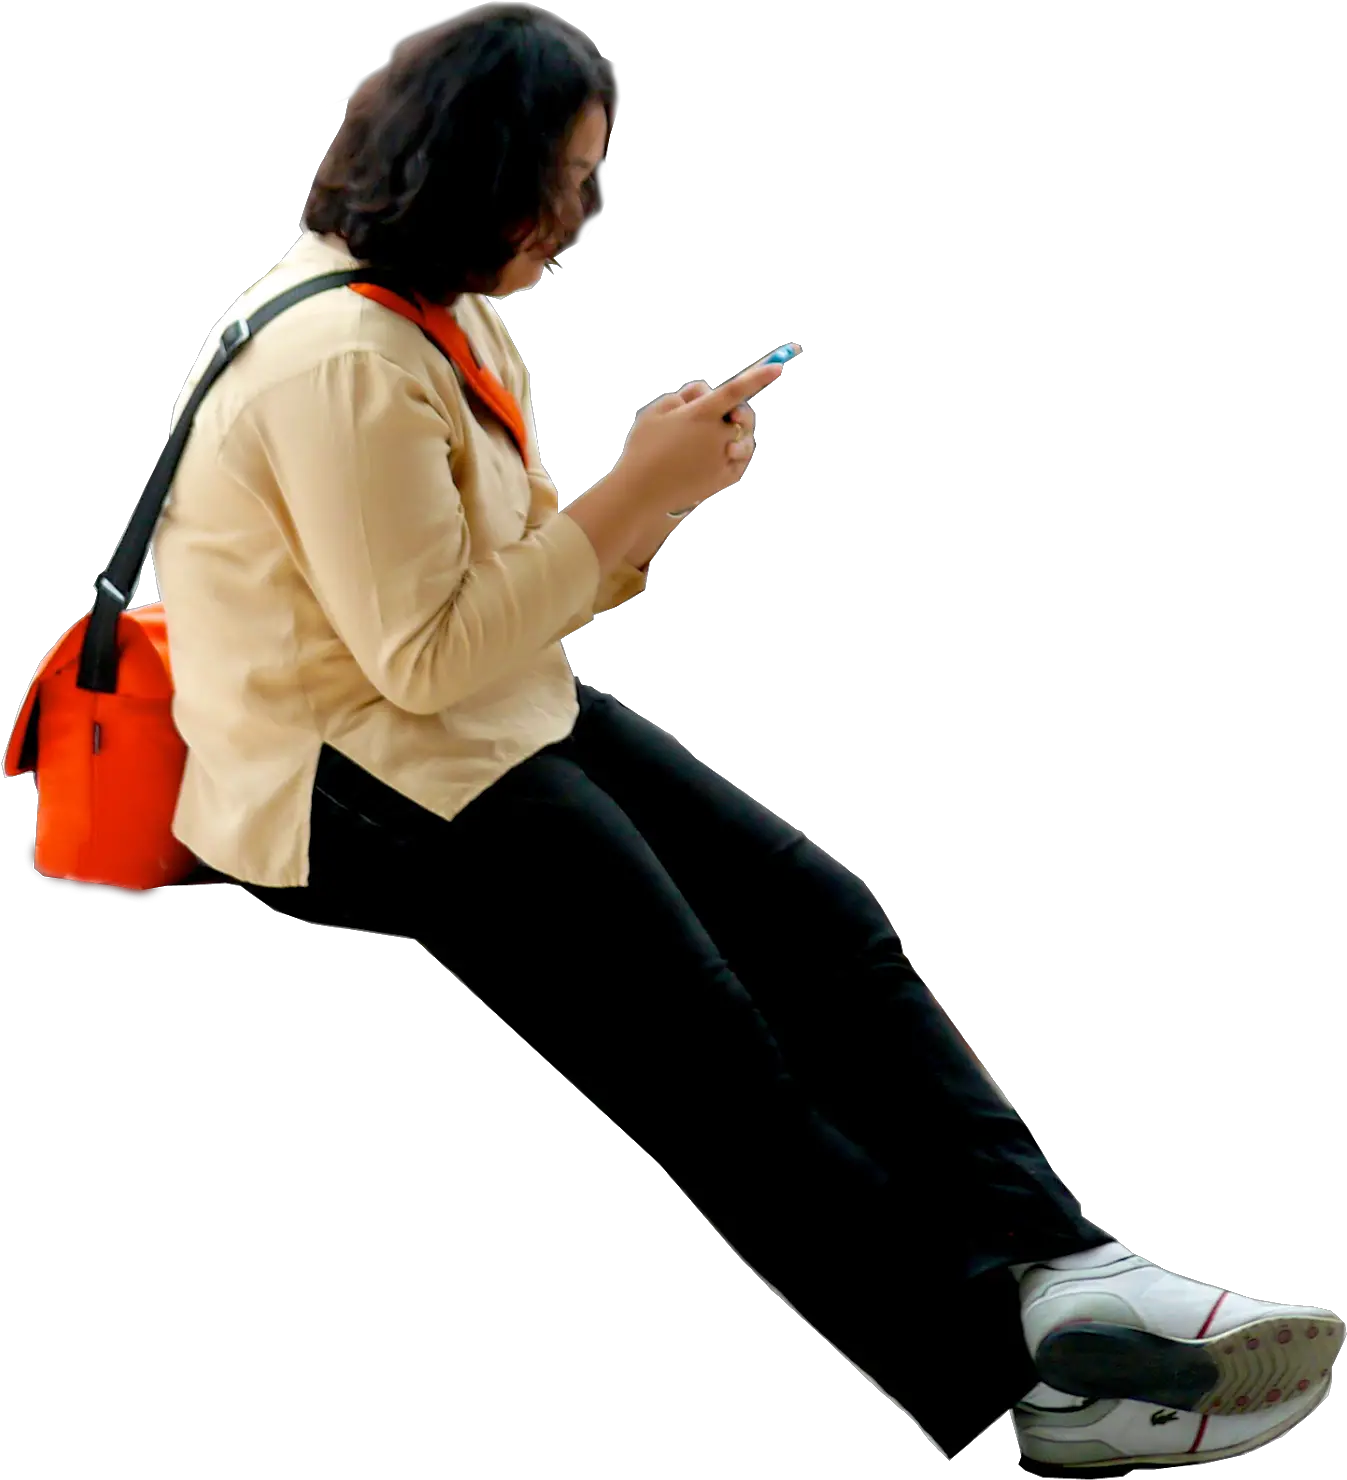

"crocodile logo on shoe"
[1150,1409,1180,1426]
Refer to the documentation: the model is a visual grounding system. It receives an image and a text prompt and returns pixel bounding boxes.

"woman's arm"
[237,349,603,716]
[559,469,654,577]
[624,502,688,572]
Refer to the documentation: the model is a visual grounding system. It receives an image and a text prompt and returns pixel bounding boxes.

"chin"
[489,261,543,297]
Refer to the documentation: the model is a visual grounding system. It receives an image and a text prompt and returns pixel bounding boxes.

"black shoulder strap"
[76,266,421,693]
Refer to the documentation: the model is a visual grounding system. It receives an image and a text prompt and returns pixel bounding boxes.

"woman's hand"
[661,379,757,514]
[614,359,780,514]
[563,360,778,579]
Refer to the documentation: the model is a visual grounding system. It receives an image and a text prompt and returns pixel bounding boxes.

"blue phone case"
[721,342,801,420]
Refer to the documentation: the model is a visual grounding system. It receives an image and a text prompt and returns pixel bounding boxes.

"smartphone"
[719,342,802,422]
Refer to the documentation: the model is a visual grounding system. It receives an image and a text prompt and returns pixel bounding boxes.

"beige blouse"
[152,230,647,886]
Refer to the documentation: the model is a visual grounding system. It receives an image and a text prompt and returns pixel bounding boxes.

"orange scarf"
[347,282,529,468]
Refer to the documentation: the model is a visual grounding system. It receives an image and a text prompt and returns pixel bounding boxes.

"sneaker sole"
[1034,1312,1343,1414]
[1018,1367,1332,1462]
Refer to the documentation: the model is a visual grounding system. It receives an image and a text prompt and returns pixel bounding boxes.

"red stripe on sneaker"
[1188,1415,1210,1454]
[1196,1291,1228,1338]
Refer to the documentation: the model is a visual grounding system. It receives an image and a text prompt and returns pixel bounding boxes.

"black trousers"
[233,679,1114,1458]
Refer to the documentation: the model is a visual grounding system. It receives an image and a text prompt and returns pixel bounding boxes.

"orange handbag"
[6,268,530,890]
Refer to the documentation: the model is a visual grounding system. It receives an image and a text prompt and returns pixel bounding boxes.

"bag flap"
[4,604,171,777]
[4,616,89,777]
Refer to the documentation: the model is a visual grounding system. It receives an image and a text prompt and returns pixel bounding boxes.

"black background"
[5,0,1344,1468]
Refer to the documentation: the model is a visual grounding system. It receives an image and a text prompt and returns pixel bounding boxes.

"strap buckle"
[99,571,128,606]
[221,317,252,352]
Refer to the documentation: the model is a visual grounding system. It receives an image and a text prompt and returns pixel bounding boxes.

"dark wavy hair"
[302,4,616,303]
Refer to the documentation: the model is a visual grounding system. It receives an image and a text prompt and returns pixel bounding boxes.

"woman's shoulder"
[242,233,450,377]
[175,234,461,432]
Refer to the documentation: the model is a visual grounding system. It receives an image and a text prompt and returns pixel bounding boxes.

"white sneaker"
[1017,1243,1342,1414]
[1013,1371,1331,1476]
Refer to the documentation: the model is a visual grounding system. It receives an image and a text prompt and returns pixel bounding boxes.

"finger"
[726,404,757,434]
[678,379,712,402]
[703,360,784,419]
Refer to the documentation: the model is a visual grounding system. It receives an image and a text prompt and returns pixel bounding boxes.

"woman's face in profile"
[488,99,608,297]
